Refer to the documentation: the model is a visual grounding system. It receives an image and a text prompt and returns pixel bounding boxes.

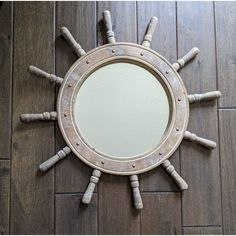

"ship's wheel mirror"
[20,10,221,210]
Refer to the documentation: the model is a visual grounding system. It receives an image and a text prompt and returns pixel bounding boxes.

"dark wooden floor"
[0,1,236,234]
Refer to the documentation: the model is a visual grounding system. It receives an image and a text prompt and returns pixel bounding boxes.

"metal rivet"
[132,164,136,168]
[176,128,179,131]
[101,161,105,164]
[68,83,72,87]
[64,113,67,117]
[112,49,115,53]
[140,52,144,56]
[86,60,89,64]
[178,98,181,102]
[76,143,79,146]
[159,152,162,156]
[166,70,169,74]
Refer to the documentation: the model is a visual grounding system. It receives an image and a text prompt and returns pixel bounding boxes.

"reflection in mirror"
[74,62,170,159]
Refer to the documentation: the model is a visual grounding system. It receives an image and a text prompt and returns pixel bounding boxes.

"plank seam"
[213,1,224,233]
[9,1,14,234]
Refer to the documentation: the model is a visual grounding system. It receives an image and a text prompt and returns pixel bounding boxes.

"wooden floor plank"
[97,2,140,234]
[11,2,55,234]
[183,226,222,235]
[141,193,181,234]
[0,2,12,160]
[137,1,180,192]
[55,193,97,234]
[97,1,136,45]
[177,2,221,226]
[0,161,10,234]
[55,1,96,193]
[98,174,140,235]
[215,2,236,108]
[219,110,236,234]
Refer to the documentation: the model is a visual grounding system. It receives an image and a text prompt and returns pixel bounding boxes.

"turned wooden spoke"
[172,47,199,71]
[188,90,221,104]
[60,27,86,57]
[162,160,188,190]
[184,131,216,150]
[82,169,101,204]
[29,65,63,85]
[130,175,143,209]
[39,146,71,172]
[142,16,158,48]
[102,10,116,44]
[20,111,57,123]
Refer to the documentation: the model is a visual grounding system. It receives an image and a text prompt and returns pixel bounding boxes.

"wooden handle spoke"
[20,111,57,123]
[162,160,188,190]
[172,47,199,71]
[102,10,116,44]
[184,131,216,150]
[188,91,221,104]
[82,169,101,204]
[39,146,71,172]
[142,16,158,48]
[28,65,63,86]
[60,27,86,57]
[130,175,143,210]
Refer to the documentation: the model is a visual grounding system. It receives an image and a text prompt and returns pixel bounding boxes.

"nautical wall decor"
[20,10,221,210]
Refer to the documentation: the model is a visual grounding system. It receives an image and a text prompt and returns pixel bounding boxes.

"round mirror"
[73,61,170,159]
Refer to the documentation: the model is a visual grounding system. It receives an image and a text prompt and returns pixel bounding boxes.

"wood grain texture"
[97,1,136,45]
[0,2,12,160]
[137,1,180,192]
[219,110,236,234]
[0,161,10,234]
[137,1,177,61]
[55,1,96,193]
[215,2,236,107]
[97,3,140,234]
[141,193,181,234]
[183,226,222,235]
[177,2,221,226]
[11,2,55,234]
[98,174,140,235]
[55,193,97,234]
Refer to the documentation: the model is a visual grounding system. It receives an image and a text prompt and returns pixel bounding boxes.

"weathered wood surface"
[172,47,199,71]
[39,146,71,172]
[28,65,63,86]
[55,194,97,234]
[0,3,12,234]
[215,2,236,107]
[177,1,221,226]
[162,160,188,190]
[11,2,55,234]
[137,1,180,192]
[97,1,136,45]
[55,1,96,193]
[97,3,140,234]
[0,161,10,234]
[98,174,140,234]
[219,110,236,234]
[183,226,222,235]
[141,193,181,234]
[82,169,101,204]
[0,2,12,160]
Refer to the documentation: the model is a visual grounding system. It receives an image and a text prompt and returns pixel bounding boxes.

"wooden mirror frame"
[58,42,189,175]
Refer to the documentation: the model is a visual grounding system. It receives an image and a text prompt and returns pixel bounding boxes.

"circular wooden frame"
[57,42,189,175]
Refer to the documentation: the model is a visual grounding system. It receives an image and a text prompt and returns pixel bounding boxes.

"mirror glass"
[74,62,170,158]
